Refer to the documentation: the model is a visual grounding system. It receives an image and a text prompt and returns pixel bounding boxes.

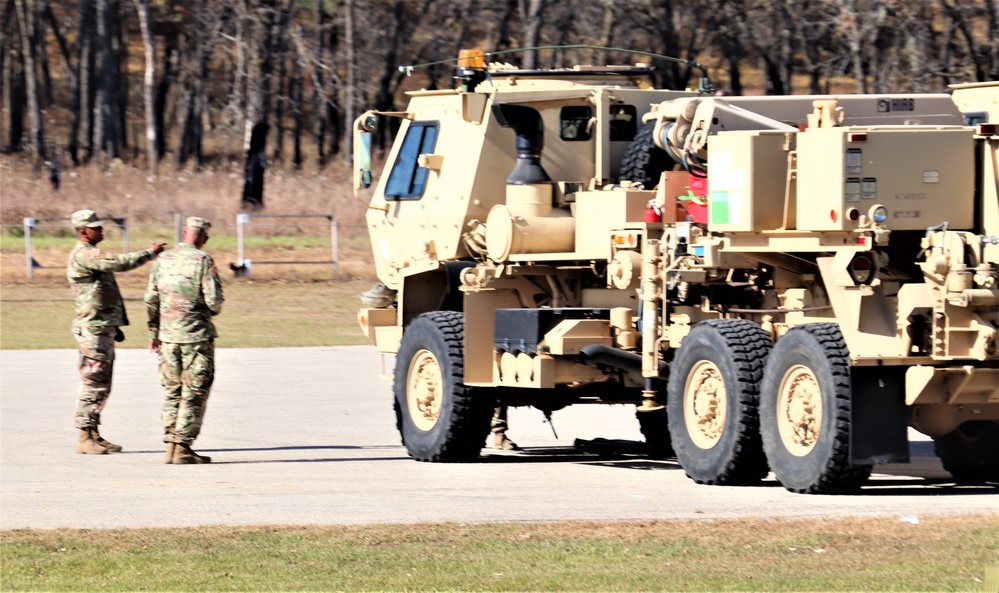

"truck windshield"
[385,121,439,199]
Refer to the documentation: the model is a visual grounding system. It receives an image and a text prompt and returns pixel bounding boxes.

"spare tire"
[619,122,674,190]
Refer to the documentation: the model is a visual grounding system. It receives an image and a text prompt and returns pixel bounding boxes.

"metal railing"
[23,216,130,279]
[233,213,339,276]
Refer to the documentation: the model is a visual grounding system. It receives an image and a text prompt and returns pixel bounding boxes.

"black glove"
[114,328,125,342]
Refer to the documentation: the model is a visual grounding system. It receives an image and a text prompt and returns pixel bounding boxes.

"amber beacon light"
[457,49,485,69]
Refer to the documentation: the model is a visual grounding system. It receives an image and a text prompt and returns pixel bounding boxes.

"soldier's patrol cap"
[185,217,212,232]
[71,210,104,228]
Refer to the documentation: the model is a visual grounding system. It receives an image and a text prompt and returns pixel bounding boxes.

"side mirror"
[353,112,377,190]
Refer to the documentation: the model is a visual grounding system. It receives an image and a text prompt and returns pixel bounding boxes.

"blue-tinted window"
[385,122,439,199]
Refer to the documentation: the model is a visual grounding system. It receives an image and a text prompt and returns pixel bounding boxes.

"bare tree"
[93,0,124,161]
[2,0,26,153]
[14,0,45,167]
[134,0,157,174]
[343,0,354,165]
[520,0,546,69]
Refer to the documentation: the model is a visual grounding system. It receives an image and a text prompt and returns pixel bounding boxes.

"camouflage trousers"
[491,405,509,434]
[73,325,117,429]
[158,340,215,445]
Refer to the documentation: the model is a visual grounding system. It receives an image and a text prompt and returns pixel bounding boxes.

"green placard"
[710,190,729,225]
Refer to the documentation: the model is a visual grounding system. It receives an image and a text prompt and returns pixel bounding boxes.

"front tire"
[393,311,492,462]
[667,319,771,485]
[759,323,872,494]
[933,421,999,484]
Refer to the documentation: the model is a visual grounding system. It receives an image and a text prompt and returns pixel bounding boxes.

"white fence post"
[24,218,36,279]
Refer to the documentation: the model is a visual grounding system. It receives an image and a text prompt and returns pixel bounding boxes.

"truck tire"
[393,311,492,462]
[637,407,674,458]
[666,319,771,485]
[933,421,999,484]
[759,323,872,494]
[619,122,673,189]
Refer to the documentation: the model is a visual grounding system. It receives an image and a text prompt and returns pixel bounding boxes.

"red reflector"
[978,124,997,135]
[848,132,868,142]
[830,209,838,222]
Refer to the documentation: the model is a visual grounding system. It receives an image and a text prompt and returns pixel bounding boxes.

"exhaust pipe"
[579,344,668,378]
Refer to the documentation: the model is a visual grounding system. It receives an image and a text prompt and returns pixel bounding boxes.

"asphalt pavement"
[1,346,995,530]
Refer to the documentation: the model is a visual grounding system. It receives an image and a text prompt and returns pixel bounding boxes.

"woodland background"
[0,0,997,215]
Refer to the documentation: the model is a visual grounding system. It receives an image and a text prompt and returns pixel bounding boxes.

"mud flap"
[850,367,910,465]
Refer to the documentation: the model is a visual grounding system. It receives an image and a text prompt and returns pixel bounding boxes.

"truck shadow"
[482,442,999,495]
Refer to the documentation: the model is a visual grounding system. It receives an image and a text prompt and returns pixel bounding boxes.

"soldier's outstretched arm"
[79,242,165,273]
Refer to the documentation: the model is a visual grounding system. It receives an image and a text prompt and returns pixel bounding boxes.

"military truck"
[354,49,999,494]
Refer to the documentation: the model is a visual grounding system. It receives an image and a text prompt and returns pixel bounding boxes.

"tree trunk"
[242,122,267,208]
[489,0,517,55]
[73,0,96,163]
[291,36,303,171]
[93,0,121,160]
[2,3,26,153]
[14,0,46,166]
[343,0,354,164]
[134,0,157,174]
[270,1,293,164]
[311,0,326,166]
[176,0,206,170]
[521,0,546,69]
[373,0,403,153]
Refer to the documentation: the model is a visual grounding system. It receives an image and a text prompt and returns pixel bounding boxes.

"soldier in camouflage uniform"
[491,405,518,450]
[68,209,165,454]
[145,217,224,465]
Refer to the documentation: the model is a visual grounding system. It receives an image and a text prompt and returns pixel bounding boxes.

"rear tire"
[759,323,872,494]
[393,311,492,462]
[666,319,771,485]
[933,421,999,484]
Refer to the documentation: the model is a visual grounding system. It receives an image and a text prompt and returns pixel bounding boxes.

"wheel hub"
[407,349,443,431]
[684,360,727,449]
[777,365,822,456]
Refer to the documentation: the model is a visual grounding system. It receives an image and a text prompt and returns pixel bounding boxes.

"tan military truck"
[355,49,999,494]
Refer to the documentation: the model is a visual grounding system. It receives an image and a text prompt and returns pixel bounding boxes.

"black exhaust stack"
[492,104,552,186]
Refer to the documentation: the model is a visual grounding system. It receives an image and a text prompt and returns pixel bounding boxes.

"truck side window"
[385,121,439,199]
[560,106,593,141]
[963,111,988,125]
[609,105,638,141]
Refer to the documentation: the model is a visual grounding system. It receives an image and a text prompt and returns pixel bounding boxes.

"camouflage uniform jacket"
[67,241,159,330]
[145,242,224,343]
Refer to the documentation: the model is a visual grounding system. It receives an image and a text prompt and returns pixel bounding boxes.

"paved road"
[1,347,995,530]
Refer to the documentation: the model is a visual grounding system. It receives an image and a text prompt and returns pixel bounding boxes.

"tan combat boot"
[173,443,211,464]
[76,428,108,455]
[93,428,123,453]
[493,432,518,451]
[163,443,177,464]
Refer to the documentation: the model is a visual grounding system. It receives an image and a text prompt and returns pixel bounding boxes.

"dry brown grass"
[0,153,369,229]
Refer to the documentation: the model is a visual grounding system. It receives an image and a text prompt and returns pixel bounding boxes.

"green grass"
[2,516,996,592]
[0,279,372,349]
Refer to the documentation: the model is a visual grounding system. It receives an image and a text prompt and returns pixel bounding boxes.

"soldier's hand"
[149,338,162,353]
[151,242,167,254]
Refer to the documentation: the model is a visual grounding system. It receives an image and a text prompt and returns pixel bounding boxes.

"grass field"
[1,232,377,349]
[2,516,996,592]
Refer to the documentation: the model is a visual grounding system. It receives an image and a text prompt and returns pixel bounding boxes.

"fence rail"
[8,214,365,280]
[233,213,340,276]
[23,216,131,279]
